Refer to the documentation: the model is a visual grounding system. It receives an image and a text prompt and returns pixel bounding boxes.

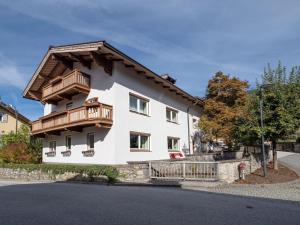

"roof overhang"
[23,40,202,106]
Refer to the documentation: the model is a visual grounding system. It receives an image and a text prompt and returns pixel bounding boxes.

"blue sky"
[0,0,299,120]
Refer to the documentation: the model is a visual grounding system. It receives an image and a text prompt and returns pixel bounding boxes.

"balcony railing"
[42,69,90,103]
[32,103,113,135]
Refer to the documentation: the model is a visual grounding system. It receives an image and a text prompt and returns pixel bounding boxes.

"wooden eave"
[23,41,202,107]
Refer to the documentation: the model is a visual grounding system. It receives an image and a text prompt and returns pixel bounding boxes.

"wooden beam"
[51,54,73,70]
[111,58,123,62]
[57,94,71,101]
[125,64,134,68]
[45,131,61,136]
[67,53,91,69]
[37,74,51,82]
[90,52,113,75]
[28,90,42,99]
[65,127,83,132]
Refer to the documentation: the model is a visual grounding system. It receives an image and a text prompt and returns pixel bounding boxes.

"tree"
[199,71,249,147]
[237,62,300,169]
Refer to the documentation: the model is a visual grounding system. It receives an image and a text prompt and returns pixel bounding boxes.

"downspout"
[187,99,201,155]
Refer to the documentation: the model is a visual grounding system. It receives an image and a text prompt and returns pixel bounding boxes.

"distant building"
[0,100,31,135]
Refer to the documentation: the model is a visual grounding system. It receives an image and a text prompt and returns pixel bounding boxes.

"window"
[0,113,8,123]
[168,137,179,151]
[129,94,149,115]
[87,133,95,150]
[66,136,72,151]
[130,132,150,151]
[166,108,178,123]
[49,141,56,152]
[66,102,73,110]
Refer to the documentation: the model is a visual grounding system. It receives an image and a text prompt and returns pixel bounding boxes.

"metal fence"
[149,161,219,181]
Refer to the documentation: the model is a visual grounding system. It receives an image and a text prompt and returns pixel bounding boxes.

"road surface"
[0,181,299,225]
[278,151,300,175]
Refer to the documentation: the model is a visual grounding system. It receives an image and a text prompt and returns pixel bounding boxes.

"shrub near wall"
[0,163,119,182]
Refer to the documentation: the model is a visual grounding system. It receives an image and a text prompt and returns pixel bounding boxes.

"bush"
[296,137,300,144]
[0,143,37,164]
[0,125,42,163]
[0,163,119,182]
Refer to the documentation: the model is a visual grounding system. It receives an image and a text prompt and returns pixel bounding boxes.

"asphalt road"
[0,182,299,225]
[278,151,300,175]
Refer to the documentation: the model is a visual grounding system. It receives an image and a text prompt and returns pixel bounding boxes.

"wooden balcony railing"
[31,103,113,135]
[42,69,90,103]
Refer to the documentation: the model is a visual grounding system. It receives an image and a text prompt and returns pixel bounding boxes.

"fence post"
[148,161,152,178]
[215,162,219,180]
[183,162,186,180]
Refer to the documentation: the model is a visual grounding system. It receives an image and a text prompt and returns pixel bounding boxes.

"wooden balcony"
[42,69,90,104]
[31,103,113,135]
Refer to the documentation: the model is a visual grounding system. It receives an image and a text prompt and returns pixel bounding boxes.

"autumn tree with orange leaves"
[199,71,249,147]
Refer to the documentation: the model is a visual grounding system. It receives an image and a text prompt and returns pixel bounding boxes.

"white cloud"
[0,0,299,87]
[0,55,27,89]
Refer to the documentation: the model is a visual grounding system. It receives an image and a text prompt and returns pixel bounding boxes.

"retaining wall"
[0,168,108,182]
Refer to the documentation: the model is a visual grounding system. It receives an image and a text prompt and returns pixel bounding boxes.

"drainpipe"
[187,99,201,155]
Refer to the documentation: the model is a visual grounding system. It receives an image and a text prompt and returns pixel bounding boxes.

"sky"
[0,0,299,120]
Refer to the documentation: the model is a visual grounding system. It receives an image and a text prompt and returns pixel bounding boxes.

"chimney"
[161,74,176,84]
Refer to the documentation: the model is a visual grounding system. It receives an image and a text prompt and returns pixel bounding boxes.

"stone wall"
[0,168,108,182]
[116,162,149,182]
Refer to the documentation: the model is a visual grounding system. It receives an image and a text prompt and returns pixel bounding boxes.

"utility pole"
[259,86,267,177]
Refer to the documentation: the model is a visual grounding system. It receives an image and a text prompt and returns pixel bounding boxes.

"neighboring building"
[0,100,31,135]
[23,41,202,165]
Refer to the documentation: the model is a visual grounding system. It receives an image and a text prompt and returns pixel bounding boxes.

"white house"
[23,41,202,165]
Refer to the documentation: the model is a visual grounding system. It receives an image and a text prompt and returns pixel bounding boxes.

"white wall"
[42,61,201,165]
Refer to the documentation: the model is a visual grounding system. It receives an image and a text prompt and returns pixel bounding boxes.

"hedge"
[0,163,119,182]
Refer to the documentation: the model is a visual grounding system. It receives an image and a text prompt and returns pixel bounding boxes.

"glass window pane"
[130,134,139,148]
[87,133,94,149]
[130,96,138,111]
[139,100,148,114]
[140,135,149,149]
[173,139,179,150]
[90,134,94,149]
[66,102,73,110]
[168,138,173,150]
[166,109,171,121]
[171,111,177,122]
[66,136,71,150]
[50,141,56,152]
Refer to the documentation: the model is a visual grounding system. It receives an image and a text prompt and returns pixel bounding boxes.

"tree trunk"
[272,141,278,170]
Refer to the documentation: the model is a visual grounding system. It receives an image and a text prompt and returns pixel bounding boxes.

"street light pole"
[259,87,267,177]
[10,104,18,134]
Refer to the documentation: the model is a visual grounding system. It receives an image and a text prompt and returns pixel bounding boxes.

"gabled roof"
[23,40,203,106]
[0,101,31,125]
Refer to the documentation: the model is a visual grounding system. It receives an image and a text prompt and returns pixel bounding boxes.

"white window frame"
[167,137,180,151]
[49,141,56,152]
[130,132,151,151]
[166,108,178,123]
[87,133,95,150]
[65,135,72,151]
[129,94,149,116]
[0,112,8,123]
